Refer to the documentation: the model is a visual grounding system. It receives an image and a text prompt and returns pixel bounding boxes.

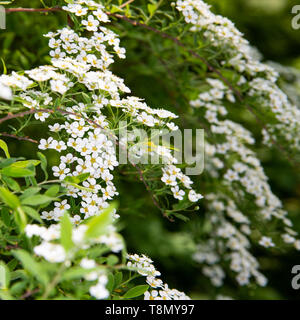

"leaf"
[114,272,123,289]
[0,139,10,158]
[0,187,20,209]
[1,166,34,178]
[64,173,90,184]
[84,202,117,239]
[21,195,55,206]
[107,273,115,292]
[10,160,40,168]
[12,250,48,285]
[107,254,119,266]
[147,4,157,16]
[14,207,27,232]
[0,290,14,300]
[22,206,42,223]
[20,187,41,200]
[63,181,94,193]
[1,175,20,192]
[1,207,11,227]
[0,262,10,290]
[0,58,7,75]
[37,152,48,180]
[60,213,73,252]
[123,285,149,299]
[45,185,60,197]
[61,267,95,281]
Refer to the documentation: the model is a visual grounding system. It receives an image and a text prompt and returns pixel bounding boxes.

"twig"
[20,288,40,300]
[119,0,135,9]
[5,7,62,13]
[0,132,38,144]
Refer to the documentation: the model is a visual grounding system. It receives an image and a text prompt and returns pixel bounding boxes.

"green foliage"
[0,0,300,301]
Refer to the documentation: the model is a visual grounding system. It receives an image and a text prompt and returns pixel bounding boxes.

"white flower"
[0,83,12,100]
[50,79,68,94]
[50,140,67,152]
[146,276,163,288]
[82,15,100,32]
[34,242,66,263]
[161,174,177,186]
[80,258,96,269]
[171,186,185,200]
[144,290,160,300]
[34,111,50,122]
[89,276,109,300]
[259,236,275,248]
[188,190,203,202]
[52,163,70,180]
[38,137,53,150]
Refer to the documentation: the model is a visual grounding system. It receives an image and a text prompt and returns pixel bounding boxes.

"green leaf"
[114,272,123,289]
[45,185,60,197]
[107,273,115,292]
[61,267,95,281]
[0,262,10,290]
[1,207,11,227]
[0,290,14,300]
[37,152,48,180]
[13,250,48,285]
[64,173,90,184]
[0,187,20,209]
[84,202,117,239]
[147,4,157,16]
[22,206,42,223]
[0,58,7,75]
[0,139,10,158]
[20,187,41,200]
[1,175,20,192]
[14,207,27,232]
[11,160,40,168]
[1,166,34,178]
[123,285,149,299]
[107,254,119,266]
[60,213,73,252]
[21,195,55,206]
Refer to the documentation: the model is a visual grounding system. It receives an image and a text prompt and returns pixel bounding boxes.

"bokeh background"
[1,0,300,299]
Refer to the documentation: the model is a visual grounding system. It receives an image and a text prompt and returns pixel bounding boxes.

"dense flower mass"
[0,0,204,300]
[176,0,300,152]
[2,1,202,226]
[172,0,300,288]
[0,0,299,301]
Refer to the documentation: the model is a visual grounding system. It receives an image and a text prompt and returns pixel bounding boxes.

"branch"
[119,0,136,9]
[0,132,38,144]
[20,288,40,300]
[5,7,62,13]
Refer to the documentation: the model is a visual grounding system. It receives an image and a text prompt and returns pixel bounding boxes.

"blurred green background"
[1,0,300,299]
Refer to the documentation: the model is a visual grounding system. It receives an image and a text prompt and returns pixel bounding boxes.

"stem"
[41,263,66,300]
[119,0,135,9]
[5,7,62,13]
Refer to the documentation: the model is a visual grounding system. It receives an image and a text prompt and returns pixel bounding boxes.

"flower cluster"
[176,0,300,152]
[190,78,300,286]
[127,254,190,300]
[25,221,123,300]
[0,0,205,300]
[0,0,203,225]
